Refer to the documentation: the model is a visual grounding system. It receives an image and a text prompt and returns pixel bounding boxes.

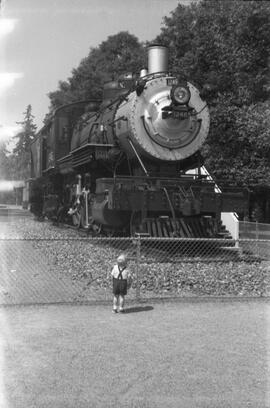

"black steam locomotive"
[29,45,248,237]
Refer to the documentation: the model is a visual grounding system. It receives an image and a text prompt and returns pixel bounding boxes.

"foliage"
[156,0,270,189]
[0,142,20,181]
[0,142,10,180]
[47,31,145,113]
[12,105,37,180]
[157,0,270,103]
[201,99,270,187]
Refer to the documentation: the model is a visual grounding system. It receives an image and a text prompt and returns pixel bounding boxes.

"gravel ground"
[2,218,270,303]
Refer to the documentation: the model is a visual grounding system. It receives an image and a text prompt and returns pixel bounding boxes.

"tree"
[201,100,270,186]
[156,0,270,104]
[156,0,270,220]
[47,31,145,112]
[13,105,37,179]
[0,142,9,180]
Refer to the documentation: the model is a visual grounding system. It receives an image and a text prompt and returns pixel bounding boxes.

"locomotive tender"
[29,45,247,237]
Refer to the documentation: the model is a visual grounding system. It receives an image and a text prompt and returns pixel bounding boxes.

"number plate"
[167,78,179,86]
[172,110,189,119]
[95,149,108,159]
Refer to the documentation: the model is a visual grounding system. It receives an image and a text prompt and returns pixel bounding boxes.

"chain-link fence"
[0,210,32,225]
[239,220,270,240]
[0,234,269,305]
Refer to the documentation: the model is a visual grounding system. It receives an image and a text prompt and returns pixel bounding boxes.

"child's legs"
[113,295,119,310]
[119,295,125,310]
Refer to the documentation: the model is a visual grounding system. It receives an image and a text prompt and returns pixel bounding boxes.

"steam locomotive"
[29,45,248,237]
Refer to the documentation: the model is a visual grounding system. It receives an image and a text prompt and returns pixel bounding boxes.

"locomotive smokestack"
[147,44,168,74]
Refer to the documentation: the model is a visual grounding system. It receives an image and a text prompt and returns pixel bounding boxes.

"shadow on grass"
[124,306,154,314]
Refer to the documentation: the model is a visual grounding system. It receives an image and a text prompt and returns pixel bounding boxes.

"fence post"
[135,234,141,301]
[255,221,259,258]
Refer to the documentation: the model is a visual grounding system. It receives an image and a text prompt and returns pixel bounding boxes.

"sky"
[0,0,188,144]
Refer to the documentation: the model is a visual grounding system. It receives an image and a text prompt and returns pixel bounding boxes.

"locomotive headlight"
[171,84,191,105]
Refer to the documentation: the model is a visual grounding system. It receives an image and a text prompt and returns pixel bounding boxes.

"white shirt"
[111,264,131,280]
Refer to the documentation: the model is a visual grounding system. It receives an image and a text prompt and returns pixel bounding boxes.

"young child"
[111,254,132,313]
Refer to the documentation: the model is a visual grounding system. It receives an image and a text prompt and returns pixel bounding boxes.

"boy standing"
[111,254,132,313]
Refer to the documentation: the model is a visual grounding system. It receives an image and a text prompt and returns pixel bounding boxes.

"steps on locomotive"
[216,223,233,239]
[139,216,225,238]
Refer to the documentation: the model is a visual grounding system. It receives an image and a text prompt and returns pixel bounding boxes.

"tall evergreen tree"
[13,105,37,179]
[0,142,9,180]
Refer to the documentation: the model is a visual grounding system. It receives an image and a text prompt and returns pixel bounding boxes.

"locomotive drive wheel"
[90,221,102,236]
[72,212,81,228]
[71,202,89,229]
[79,205,87,229]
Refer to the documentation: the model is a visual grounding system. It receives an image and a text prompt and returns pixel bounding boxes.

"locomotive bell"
[140,69,148,78]
[147,44,168,74]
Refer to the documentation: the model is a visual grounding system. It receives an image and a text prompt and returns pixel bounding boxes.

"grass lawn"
[0,300,269,408]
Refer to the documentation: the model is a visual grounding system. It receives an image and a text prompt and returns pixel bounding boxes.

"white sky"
[0,0,189,141]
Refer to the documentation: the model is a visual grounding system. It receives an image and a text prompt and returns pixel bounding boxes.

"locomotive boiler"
[29,45,248,237]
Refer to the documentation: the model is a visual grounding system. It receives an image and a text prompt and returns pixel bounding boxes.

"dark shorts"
[113,278,127,296]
